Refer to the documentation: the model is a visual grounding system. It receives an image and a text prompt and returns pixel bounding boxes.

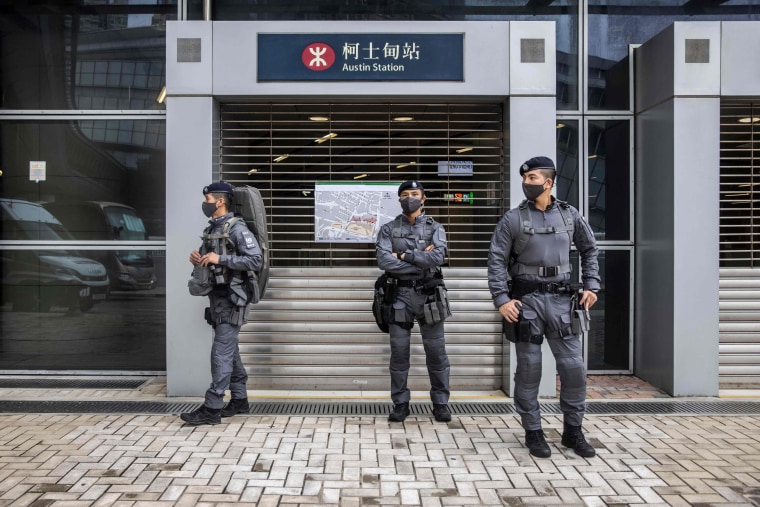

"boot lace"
[526,430,547,446]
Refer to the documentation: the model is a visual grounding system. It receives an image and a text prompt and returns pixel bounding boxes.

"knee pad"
[515,360,542,387]
[557,363,586,390]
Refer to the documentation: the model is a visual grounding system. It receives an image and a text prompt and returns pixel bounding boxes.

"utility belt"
[502,318,575,345]
[189,264,255,307]
[372,272,451,331]
[394,278,425,288]
[502,290,591,345]
[510,280,583,299]
[204,303,246,328]
[388,275,444,292]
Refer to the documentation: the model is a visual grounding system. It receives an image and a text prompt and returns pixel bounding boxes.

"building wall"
[165,20,560,396]
[3,2,760,395]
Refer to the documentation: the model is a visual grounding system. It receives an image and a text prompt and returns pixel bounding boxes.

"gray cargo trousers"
[513,291,587,430]
[204,294,248,409]
[389,286,450,405]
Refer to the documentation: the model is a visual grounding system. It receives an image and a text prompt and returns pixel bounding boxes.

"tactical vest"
[390,215,436,243]
[509,199,575,277]
[390,215,443,279]
[202,216,247,284]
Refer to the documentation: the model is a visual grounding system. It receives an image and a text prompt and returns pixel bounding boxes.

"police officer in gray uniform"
[376,180,452,423]
[181,182,263,426]
[487,157,600,458]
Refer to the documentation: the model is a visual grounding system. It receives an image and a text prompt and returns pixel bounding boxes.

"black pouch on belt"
[518,319,534,342]
[572,298,591,335]
[423,297,441,325]
[372,285,389,333]
[421,285,451,325]
[383,276,398,304]
[502,319,518,343]
[435,285,452,320]
[204,307,216,329]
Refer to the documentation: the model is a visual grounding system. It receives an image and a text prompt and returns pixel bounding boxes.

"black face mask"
[400,197,423,214]
[522,182,546,201]
[202,201,217,218]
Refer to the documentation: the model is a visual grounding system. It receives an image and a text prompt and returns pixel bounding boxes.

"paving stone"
[3,378,760,506]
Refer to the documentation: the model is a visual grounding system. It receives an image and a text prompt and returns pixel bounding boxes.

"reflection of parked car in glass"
[0,198,110,312]
[42,201,157,291]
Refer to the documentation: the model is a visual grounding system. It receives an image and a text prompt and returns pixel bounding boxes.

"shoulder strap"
[391,215,404,238]
[556,200,575,245]
[422,216,436,243]
[512,202,533,257]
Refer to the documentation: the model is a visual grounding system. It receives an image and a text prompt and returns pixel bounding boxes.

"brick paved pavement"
[1,411,760,506]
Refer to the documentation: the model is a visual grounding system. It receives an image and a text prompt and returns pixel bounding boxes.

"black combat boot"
[561,423,596,457]
[221,398,250,417]
[180,405,221,426]
[388,402,410,422]
[433,404,452,422]
[525,429,551,458]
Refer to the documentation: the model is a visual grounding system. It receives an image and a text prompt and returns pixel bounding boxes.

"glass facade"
[559,117,631,372]
[587,0,760,111]
[587,119,631,242]
[0,120,167,370]
[0,1,173,110]
[0,1,172,372]
[556,120,580,209]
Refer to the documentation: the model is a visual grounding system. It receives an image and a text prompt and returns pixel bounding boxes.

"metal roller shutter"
[241,267,501,391]
[720,269,760,385]
[219,103,506,391]
[720,101,760,387]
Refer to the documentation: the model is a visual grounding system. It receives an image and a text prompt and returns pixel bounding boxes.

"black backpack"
[230,185,270,303]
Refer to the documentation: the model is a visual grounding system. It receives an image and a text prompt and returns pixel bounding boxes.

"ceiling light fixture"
[309,116,330,122]
[396,161,416,169]
[274,154,289,163]
[353,173,368,180]
[588,154,598,159]
[738,117,760,123]
[315,132,338,144]
[456,147,473,154]
[156,86,167,104]
[393,116,414,122]
[247,168,259,174]
[556,123,566,129]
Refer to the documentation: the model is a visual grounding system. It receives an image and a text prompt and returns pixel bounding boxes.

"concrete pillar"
[634,22,720,396]
[166,21,217,396]
[507,21,557,398]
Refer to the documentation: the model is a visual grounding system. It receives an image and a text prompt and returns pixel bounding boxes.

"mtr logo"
[302,42,336,71]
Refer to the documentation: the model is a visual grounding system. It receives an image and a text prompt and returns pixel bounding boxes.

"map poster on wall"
[314,182,402,243]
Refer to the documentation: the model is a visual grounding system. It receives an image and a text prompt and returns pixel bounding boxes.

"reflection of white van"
[0,198,110,312]
[42,201,157,291]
